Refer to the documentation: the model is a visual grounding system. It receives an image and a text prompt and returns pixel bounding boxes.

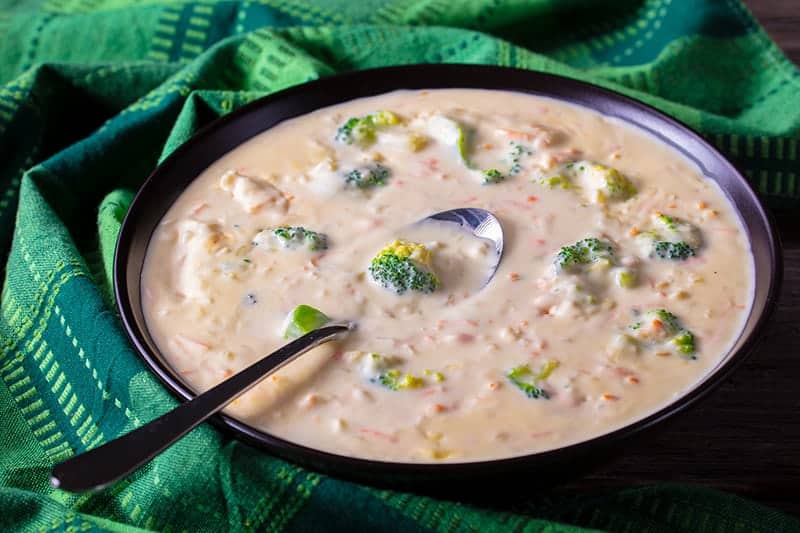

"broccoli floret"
[555,237,615,273]
[629,309,696,359]
[370,110,401,127]
[479,144,530,184]
[507,360,559,399]
[637,213,702,261]
[368,240,440,295]
[482,168,506,185]
[271,226,328,251]
[408,133,429,152]
[344,164,391,189]
[359,353,425,390]
[282,304,330,339]
[616,269,637,288]
[423,369,446,382]
[509,143,531,176]
[655,213,677,230]
[335,117,369,144]
[650,214,701,259]
[376,369,425,390]
[598,166,637,200]
[575,162,636,202]
[653,241,695,260]
[631,309,681,334]
[539,174,573,189]
[335,110,400,145]
[549,161,635,203]
[653,213,701,247]
[673,330,696,356]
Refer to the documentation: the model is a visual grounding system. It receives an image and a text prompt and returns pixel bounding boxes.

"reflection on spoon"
[415,207,504,289]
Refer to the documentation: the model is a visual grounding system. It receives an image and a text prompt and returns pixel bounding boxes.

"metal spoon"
[51,321,354,492]
[417,207,504,287]
[50,208,504,493]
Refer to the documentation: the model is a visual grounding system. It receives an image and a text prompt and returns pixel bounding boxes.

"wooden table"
[747,0,800,64]
[568,1,800,517]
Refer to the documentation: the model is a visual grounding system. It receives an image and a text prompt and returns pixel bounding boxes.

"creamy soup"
[141,89,753,462]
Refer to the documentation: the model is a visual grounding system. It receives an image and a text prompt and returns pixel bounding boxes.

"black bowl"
[115,64,782,490]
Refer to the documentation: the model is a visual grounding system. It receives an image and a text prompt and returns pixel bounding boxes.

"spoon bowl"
[418,208,504,287]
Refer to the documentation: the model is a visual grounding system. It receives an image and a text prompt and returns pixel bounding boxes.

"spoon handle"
[51,321,353,493]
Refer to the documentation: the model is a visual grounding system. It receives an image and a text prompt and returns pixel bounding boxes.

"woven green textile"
[1,1,799,531]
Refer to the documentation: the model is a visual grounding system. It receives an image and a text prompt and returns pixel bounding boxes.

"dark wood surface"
[567,2,800,517]
[746,0,800,64]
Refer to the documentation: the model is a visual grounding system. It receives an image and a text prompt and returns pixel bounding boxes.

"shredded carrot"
[626,376,640,384]
[652,319,664,329]
[431,404,447,413]
[538,339,548,350]
[655,351,671,357]
[602,394,619,401]
[190,203,208,215]
[457,333,475,343]
[482,143,494,150]
[301,394,319,409]
[629,226,640,236]
[553,149,580,163]
[359,429,397,443]
[697,201,708,209]
[224,369,233,378]
[498,128,537,141]
[508,272,521,281]
[527,195,538,202]
[667,203,677,209]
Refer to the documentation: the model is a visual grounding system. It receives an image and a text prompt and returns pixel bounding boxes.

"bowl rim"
[114,63,783,476]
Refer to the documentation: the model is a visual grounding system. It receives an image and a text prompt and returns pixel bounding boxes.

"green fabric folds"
[1,1,798,531]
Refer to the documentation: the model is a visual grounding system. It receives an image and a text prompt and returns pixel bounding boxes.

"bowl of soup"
[115,64,781,487]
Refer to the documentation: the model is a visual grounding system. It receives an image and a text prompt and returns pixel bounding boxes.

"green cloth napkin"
[1,1,799,531]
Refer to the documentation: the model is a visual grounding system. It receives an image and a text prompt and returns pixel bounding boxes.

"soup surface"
[142,89,753,462]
